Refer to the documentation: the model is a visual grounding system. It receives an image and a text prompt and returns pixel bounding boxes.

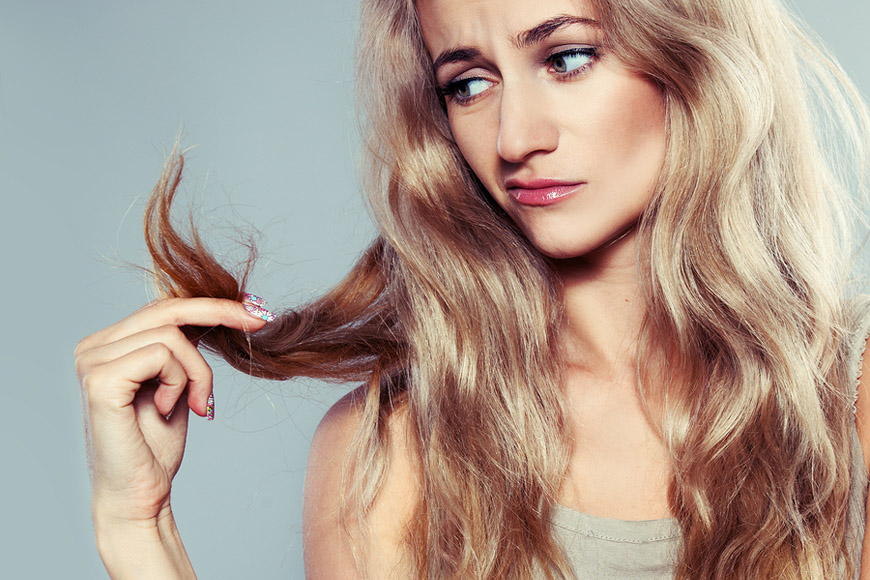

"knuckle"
[74,352,91,379]
[145,342,173,361]
[74,335,96,359]
[80,365,108,394]
[156,323,185,343]
[154,325,198,355]
[185,355,213,387]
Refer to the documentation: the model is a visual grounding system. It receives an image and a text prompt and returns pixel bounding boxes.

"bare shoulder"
[303,385,420,580]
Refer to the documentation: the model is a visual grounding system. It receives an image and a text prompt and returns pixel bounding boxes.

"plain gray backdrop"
[1,1,868,578]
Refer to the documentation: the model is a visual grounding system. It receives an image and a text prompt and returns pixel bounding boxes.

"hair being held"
[145,151,405,384]
[144,0,870,579]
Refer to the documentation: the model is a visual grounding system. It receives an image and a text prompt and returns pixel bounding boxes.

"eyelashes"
[549,46,598,75]
[438,77,494,103]
[437,46,600,106]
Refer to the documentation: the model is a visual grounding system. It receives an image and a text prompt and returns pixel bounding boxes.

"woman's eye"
[549,48,597,74]
[443,77,493,103]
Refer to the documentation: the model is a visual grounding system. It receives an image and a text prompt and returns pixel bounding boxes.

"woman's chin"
[521,229,602,260]
[530,242,594,262]
[526,226,641,266]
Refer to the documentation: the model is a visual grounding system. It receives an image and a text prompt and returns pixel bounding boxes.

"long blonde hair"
[145,0,870,578]
[594,0,869,577]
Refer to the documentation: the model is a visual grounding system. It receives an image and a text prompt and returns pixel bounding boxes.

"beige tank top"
[549,296,870,579]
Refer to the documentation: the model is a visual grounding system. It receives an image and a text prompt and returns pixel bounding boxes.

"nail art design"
[206,392,215,421]
[244,302,276,322]
[243,293,268,307]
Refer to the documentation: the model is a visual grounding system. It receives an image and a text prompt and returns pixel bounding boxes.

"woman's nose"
[496,80,559,164]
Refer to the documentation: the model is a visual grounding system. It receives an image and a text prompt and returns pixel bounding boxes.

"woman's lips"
[505,179,586,207]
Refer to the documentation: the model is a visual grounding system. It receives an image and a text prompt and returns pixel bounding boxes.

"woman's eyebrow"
[514,15,600,48]
[431,15,600,76]
[432,47,482,76]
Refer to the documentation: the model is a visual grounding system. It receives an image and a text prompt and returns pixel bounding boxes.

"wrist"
[93,506,196,579]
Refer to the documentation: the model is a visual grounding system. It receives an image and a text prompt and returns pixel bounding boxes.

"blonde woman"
[75,0,870,578]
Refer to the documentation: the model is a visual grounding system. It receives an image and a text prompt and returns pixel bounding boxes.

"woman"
[75,0,870,578]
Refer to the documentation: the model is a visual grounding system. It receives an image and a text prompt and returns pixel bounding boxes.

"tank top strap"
[847,295,870,415]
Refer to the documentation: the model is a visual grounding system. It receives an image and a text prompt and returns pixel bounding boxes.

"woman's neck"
[551,227,645,379]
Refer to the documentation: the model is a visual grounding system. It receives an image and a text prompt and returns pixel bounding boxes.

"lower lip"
[507,183,585,207]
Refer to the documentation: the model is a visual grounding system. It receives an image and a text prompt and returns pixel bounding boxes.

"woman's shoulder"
[847,295,870,477]
[306,385,420,482]
[303,385,420,579]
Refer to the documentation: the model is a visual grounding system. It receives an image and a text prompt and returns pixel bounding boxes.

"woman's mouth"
[504,179,586,207]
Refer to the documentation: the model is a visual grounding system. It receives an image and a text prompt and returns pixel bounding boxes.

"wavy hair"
[144,0,870,578]
[591,0,869,578]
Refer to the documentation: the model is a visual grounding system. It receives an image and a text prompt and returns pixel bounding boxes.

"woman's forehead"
[416,0,599,56]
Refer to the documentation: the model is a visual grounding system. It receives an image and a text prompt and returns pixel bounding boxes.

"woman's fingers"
[77,325,214,416]
[78,294,275,535]
[76,297,271,356]
[134,380,192,467]
[76,296,274,416]
[83,346,192,498]
[83,342,193,418]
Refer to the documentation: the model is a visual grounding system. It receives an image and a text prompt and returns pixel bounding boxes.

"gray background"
[1,1,868,578]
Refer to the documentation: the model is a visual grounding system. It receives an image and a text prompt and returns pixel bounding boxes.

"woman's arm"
[303,387,420,579]
[76,297,270,579]
[853,335,870,579]
[92,507,196,580]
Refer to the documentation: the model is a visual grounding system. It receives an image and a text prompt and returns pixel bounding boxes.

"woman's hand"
[74,296,272,577]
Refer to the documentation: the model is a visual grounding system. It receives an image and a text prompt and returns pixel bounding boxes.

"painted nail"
[243,293,268,307]
[244,302,276,322]
[206,392,215,421]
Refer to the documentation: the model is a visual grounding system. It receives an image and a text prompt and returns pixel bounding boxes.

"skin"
[422,0,665,263]
[79,0,870,578]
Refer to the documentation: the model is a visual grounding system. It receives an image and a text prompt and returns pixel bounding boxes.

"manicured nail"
[243,293,268,307]
[206,392,215,421]
[244,302,276,322]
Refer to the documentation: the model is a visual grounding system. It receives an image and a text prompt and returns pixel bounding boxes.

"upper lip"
[504,177,583,190]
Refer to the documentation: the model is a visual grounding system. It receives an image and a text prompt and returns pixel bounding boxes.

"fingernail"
[243,293,268,307]
[244,302,276,322]
[206,392,215,421]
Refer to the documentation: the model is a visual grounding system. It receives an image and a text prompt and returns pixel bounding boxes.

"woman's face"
[417,0,667,261]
